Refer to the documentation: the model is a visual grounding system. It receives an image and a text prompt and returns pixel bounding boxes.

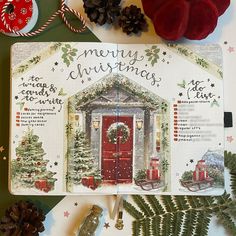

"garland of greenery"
[107,122,130,144]
[124,151,236,236]
[69,74,168,112]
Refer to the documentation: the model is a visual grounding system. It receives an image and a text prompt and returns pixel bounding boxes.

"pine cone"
[83,0,121,25]
[119,5,148,35]
[0,201,45,236]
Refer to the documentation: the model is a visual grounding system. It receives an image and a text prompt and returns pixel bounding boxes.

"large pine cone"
[119,5,148,35]
[0,201,45,236]
[83,0,121,25]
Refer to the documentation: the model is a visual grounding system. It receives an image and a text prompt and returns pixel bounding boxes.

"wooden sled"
[135,179,164,191]
[180,178,214,192]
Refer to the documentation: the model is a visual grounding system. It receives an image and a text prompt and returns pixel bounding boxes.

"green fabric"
[0,0,99,221]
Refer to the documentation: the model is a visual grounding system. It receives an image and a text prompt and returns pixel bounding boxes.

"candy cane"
[1,0,86,36]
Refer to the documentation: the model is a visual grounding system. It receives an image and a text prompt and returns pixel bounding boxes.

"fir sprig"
[124,151,236,236]
[225,151,236,197]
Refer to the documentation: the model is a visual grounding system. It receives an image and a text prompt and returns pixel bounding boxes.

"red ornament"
[0,0,33,33]
[141,0,230,40]
[37,162,41,165]
[16,157,21,161]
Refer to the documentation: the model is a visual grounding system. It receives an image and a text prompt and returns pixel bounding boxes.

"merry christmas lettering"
[187,80,215,100]
[67,49,162,87]
[18,76,64,111]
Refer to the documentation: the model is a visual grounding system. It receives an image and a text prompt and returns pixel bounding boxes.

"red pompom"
[152,0,190,41]
[184,0,218,40]
[142,0,166,19]
[211,0,230,16]
[142,0,230,40]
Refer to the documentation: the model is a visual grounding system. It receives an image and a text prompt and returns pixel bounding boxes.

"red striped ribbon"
[1,0,86,36]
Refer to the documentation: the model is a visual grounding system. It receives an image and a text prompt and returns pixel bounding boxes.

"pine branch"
[174,196,189,211]
[171,211,184,236]
[142,218,151,236]
[133,195,154,217]
[187,196,202,209]
[225,151,236,172]
[132,221,141,236]
[198,196,214,208]
[123,200,143,220]
[182,209,198,236]
[125,195,236,236]
[230,173,236,197]
[225,151,236,198]
[151,216,161,236]
[193,211,211,236]
[125,151,236,236]
[146,195,165,215]
[216,211,236,235]
[161,195,177,212]
[161,213,172,236]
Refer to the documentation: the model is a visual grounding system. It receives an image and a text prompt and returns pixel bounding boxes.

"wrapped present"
[196,160,207,170]
[35,179,47,190]
[193,160,208,181]
[42,186,51,193]
[82,176,97,189]
[193,169,208,181]
[150,157,160,169]
[147,169,160,180]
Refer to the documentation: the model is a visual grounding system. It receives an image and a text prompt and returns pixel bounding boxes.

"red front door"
[102,116,133,184]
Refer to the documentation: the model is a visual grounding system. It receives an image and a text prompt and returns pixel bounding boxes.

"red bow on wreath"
[142,0,230,40]
[0,0,86,36]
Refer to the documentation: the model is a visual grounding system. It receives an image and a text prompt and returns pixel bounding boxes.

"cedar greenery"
[124,151,236,236]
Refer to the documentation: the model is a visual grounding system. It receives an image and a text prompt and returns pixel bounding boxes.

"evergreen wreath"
[107,122,130,144]
[124,151,236,236]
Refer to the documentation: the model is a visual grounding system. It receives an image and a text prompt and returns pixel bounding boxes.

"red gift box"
[82,176,95,188]
[147,169,160,180]
[35,179,47,190]
[150,158,160,169]
[193,170,208,181]
[193,160,208,181]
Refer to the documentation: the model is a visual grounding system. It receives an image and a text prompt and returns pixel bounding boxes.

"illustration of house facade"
[65,73,170,190]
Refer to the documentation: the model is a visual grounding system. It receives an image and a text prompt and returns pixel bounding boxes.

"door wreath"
[107,122,130,144]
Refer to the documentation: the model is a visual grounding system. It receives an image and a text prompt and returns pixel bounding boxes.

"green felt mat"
[0,0,99,220]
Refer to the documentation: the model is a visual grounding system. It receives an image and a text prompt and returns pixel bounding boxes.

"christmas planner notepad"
[9,42,224,195]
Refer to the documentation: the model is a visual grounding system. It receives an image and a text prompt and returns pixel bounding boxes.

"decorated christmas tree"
[68,129,101,185]
[11,128,57,191]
